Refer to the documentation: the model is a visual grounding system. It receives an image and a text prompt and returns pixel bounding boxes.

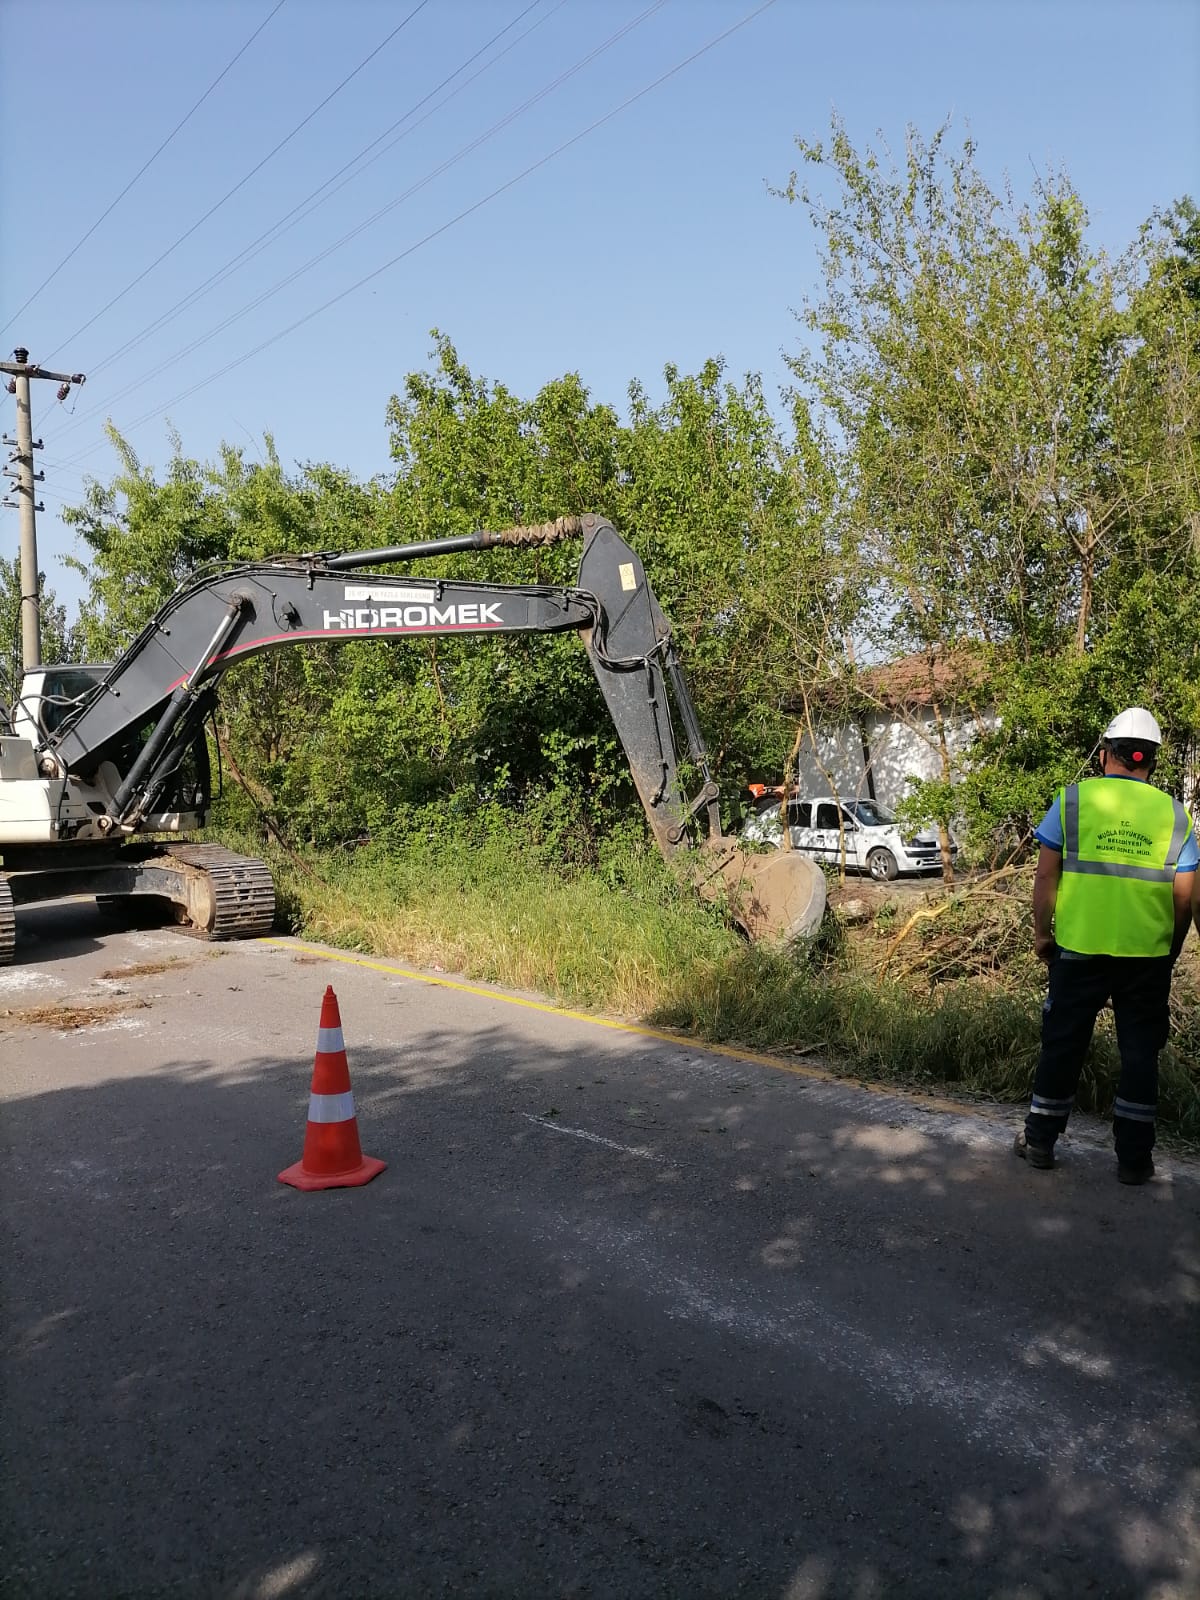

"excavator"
[0,513,824,963]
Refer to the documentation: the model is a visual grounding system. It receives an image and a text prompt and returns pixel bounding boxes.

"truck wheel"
[867,847,898,882]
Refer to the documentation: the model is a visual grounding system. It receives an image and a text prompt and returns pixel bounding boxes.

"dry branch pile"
[838,867,1041,990]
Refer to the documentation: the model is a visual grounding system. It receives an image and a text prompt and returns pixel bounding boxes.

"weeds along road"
[1,902,1197,1600]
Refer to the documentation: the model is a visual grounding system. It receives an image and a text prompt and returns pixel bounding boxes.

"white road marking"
[54,1016,149,1039]
[521,1113,665,1163]
[553,1213,1182,1493]
[0,969,59,994]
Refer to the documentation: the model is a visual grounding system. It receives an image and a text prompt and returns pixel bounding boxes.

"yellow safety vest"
[1054,778,1193,957]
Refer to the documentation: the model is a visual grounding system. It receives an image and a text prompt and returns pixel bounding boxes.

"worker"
[1013,707,1196,1184]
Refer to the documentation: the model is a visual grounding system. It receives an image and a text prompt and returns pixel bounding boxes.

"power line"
[76,0,559,387]
[63,0,780,460]
[0,0,289,338]
[51,0,663,455]
[43,0,433,363]
[33,489,81,510]
[29,457,90,473]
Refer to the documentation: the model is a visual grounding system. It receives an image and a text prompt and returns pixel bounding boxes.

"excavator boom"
[0,515,824,961]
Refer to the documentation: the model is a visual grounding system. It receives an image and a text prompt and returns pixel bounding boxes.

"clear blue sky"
[1,0,1197,620]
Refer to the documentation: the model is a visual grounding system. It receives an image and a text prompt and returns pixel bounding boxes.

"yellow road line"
[260,937,976,1116]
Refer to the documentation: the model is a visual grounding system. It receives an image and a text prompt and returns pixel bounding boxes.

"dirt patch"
[3,998,151,1030]
[97,959,185,981]
[827,879,946,915]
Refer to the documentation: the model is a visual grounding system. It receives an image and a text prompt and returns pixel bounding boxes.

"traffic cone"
[278,985,386,1191]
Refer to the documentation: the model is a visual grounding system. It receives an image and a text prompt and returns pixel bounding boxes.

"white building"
[791,651,992,812]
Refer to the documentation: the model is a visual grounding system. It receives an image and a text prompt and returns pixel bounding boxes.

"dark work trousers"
[1024,953,1173,1165]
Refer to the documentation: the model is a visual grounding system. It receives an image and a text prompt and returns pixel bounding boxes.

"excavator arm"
[0,514,823,962]
[43,514,719,855]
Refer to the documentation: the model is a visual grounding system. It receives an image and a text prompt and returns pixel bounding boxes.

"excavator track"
[156,843,276,942]
[0,876,15,965]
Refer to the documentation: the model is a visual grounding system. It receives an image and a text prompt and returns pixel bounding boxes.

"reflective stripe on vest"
[1055,780,1192,957]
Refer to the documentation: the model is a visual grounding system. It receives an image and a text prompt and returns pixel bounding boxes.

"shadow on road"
[1,1021,1197,1599]
[7,900,106,964]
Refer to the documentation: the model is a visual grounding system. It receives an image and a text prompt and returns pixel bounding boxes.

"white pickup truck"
[740,792,955,881]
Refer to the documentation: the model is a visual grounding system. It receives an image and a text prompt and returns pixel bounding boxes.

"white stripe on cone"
[316,1026,345,1054]
[307,1090,356,1124]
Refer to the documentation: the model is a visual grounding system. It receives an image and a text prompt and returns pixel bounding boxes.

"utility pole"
[1,347,86,672]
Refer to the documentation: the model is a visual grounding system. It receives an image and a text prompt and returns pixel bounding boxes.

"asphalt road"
[1,902,1197,1600]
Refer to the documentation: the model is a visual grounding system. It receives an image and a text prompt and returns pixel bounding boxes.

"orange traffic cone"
[278,985,386,1191]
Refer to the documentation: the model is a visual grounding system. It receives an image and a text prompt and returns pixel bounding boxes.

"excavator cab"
[2,663,211,848]
[8,663,110,743]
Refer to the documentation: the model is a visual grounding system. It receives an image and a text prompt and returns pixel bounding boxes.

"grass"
[263,831,735,1016]
[213,827,1200,1148]
[649,943,1200,1145]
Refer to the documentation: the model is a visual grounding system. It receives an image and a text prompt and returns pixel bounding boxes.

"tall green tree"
[58,340,833,847]
[383,334,826,818]
[779,119,1200,855]
[63,428,399,841]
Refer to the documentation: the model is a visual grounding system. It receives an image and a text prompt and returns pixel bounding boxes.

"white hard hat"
[1103,706,1162,745]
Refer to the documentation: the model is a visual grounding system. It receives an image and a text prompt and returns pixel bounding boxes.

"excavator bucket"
[693,842,827,945]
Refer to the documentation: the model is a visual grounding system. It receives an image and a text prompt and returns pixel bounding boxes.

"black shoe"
[1014,1130,1055,1169]
[1117,1158,1155,1186]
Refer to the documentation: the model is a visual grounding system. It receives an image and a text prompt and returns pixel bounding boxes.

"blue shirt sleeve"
[1178,827,1199,873]
[1034,796,1063,851]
